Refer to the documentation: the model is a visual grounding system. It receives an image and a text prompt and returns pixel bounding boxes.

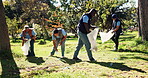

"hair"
[53,30,59,34]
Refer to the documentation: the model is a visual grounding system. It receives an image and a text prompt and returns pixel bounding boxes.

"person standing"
[73,9,98,62]
[20,25,36,57]
[111,14,122,51]
[50,28,67,58]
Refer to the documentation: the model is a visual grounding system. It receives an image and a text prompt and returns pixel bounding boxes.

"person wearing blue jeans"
[73,9,98,62]
[50,28,67,58]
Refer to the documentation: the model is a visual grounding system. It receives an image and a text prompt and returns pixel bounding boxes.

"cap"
[24,25,29,28]
[112,14,117,18]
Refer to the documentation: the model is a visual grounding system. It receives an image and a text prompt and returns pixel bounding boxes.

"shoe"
[49,54,54,57]
[73,57,82,61]
[112,48,118,51]
[61,56,66,58]
[90,58,97,62]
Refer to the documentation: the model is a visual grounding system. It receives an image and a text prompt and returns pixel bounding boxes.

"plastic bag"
[99,30,114,43]
[21,39,31,55]
[87,28,99,52]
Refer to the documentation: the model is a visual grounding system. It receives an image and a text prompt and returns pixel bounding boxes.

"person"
[20,25,36,57]
[111,14,122,51]
[50,28,67,58]
[73,9,98,62]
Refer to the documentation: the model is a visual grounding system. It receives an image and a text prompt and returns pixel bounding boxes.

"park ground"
[0,31,148,78]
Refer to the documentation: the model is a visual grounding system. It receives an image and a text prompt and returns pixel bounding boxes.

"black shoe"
[73,57,82,61]
[90,58,97,62]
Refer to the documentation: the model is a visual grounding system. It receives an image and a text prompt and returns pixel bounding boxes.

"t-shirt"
[83,15,89,23]
[52,29,67,40]
[113,20,121,28]
[20,30,36,39]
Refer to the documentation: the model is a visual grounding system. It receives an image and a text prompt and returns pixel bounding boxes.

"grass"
[0,31,148,78]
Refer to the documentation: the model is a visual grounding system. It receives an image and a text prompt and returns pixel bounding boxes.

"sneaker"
[112,48,118,51]
[61,56,66,58]
[73,57,82,61]
[49,54,54,57]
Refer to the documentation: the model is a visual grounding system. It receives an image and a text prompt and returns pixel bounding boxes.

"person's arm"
[53,40,58,51]
[60,35,67,45]
[83,15,91,33]
[84,23,91,33]
[113,21,120,32]
[60,29,67,45]
[32,30,37,40]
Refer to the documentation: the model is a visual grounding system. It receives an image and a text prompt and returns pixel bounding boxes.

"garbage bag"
[21,39,31,55]
[87,28,99,52]
[99,30,114,43]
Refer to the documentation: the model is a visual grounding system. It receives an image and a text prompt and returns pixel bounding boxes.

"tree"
[0,0,11,52]
[138,0,148,41]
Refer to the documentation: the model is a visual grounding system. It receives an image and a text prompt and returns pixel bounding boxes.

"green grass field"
[0,31,148,78]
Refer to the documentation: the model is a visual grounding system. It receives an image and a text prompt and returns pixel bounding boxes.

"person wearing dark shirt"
[111,14,122,51]
[73,9,98,62]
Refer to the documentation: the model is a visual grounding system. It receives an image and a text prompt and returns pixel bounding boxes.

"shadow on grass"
[0,51,20,78]
[89,62,146,73]
[52,56,82,65]
[120,56,148,61]
[26,57,45,65]
[118,49,148,55]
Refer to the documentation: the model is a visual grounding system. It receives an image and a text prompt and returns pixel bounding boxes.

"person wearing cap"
[20,25,36,57]
[111,14,122,51]
[50,28,67,58]
[73,9,98,62]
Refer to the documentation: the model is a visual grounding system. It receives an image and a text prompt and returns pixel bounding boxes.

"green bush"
[38,39,46,45]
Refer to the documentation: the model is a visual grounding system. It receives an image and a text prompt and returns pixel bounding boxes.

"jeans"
[73,31,94,60]
[111,32,120,50]
[51,38,66,56]
[27,39,35,56]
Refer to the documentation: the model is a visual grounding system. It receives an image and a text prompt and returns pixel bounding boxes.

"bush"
[38,39,46,45]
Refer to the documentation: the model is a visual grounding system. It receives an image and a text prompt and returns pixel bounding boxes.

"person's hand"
[23,38,28,42]
[59,41,63,46]
[54,47,58,51]
[112,30,115,33]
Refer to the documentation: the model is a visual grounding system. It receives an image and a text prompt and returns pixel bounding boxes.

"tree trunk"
[137,6,142,37]
[138,0,148,41]
[0,0,11,52]
[42,19,50,40]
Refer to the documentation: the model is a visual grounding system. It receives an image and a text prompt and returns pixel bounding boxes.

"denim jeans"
[111,32,120,50]
[73,31,94,60]
[27,39,35,56]
[51,38,66,56]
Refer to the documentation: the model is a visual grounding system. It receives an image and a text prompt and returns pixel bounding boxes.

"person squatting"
[20,9,122,62]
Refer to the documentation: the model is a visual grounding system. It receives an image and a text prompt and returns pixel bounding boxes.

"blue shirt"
[83,15,89,23]
[20,30,36,39]
[52,29,67,40]
[113,20,120,28]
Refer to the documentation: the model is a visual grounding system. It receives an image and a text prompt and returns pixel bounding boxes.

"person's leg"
[79,32,95,61]
[111,34,116,43]
[61,40,66,57]
[114,33,120,50]
[73,32,84,59]
[29,39,35,56]
[51,39,60,56]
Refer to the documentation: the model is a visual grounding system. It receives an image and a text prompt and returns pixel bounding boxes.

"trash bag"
[21,39,31,55]
[87,28,99,52]
[99,30,114,43]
